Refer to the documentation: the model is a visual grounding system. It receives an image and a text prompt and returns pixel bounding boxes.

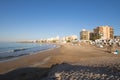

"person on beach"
[107,43,113,53]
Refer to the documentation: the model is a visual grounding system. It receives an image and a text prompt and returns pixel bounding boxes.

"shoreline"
[0,43,120,79]
[0,44,61,74]
[0,44,58,63]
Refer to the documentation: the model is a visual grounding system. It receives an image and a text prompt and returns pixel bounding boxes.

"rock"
[43,63,120,80]
[54,73,61,80]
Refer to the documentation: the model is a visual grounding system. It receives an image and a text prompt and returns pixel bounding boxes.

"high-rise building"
[80,29,90,40]
[94,26,114,39]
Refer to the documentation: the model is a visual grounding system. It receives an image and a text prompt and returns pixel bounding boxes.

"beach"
[0,43,120,79]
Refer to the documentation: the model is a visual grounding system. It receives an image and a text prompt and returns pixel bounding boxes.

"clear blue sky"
[0,0,120,41]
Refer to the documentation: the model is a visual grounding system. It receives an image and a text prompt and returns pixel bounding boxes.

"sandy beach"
[0,43,120,79]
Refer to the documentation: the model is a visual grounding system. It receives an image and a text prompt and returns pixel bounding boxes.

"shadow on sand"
[0,67,49,80]
[0,63,120,80]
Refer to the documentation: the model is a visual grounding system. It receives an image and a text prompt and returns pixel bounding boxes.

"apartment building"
[94,26,114,39]
[80,29,90,40]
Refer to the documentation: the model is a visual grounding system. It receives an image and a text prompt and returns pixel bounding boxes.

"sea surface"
[0,42,56,62]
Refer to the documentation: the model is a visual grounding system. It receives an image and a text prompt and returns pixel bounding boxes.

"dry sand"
[0,43,120,74]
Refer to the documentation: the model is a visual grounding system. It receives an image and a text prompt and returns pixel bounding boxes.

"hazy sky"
[0,0,120,41]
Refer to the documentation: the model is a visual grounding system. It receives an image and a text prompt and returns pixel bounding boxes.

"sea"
[0,42,56,62]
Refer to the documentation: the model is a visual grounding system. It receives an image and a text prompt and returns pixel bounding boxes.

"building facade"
[80,29,90,40]
[65,35,78,42]
[94,26,114,39]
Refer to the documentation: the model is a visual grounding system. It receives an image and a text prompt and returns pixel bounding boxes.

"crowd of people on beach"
[90,39,120,54]
[73,39,120,54]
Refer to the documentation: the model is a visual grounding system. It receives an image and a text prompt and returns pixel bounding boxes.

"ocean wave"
[0,48,29,54]
[13,48,28,52]
[0,44,57,62]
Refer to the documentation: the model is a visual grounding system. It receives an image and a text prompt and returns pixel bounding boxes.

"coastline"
[0,43,60,74]
[0,43,57,63]
[0,43,120,79]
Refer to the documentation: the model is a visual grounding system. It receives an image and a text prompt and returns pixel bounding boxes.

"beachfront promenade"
[0,43,120,80]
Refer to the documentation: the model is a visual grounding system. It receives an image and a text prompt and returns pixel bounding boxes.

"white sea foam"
[0,42,56,62]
